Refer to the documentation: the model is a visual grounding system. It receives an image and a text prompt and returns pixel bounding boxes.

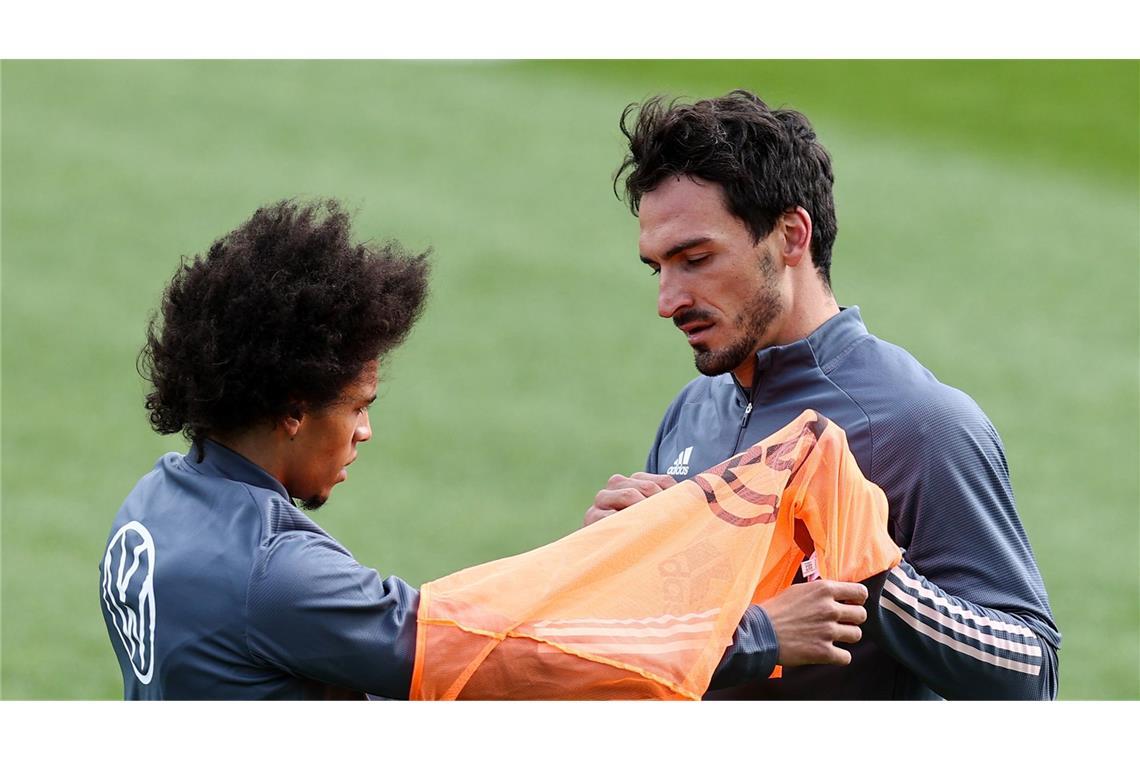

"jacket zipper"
[731,401,754,456]
[730,358,761,456]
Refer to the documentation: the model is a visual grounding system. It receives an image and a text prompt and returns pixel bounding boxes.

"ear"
[779,207,813,267]
[281,403,305,438]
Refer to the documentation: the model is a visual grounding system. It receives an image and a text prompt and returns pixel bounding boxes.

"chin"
[299,494,329,511]
[694,350,732,377]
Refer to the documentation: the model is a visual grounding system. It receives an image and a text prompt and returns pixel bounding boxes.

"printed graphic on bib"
[102,521,157,684]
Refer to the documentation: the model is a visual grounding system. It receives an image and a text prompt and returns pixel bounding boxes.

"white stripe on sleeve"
[880,596,1042,675]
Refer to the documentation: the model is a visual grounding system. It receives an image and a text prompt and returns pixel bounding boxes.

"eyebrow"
[640,236,713,265]
[343,391,377,407]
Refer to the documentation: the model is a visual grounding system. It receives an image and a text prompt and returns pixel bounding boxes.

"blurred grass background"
[2,60,1136,699]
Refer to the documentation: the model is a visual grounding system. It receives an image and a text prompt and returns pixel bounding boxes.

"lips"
[678,320,715,346]
[337,455,357,483]
[673,308,717,346]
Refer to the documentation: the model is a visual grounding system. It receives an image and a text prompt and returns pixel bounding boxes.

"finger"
[835,602,868,626]
[583,506,616,527]
[826,581,869,605]
[609,476,670,498]
[632,479,668,497]
[606,471,661,496]
[616,479,665,498]
[832,623,863,645]
[826,645,853,666]
[606,473,631,488]
[593,488,648,512]
[630,472,678,489]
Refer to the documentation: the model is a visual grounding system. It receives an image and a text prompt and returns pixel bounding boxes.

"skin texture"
[761,581,868,666]
[638,176,787,387]
[586,175,838,526]
[585,175,860,668]
[215,360,378,510]
[637,175,837,389]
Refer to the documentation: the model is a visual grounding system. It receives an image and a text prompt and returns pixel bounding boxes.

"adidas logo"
[666,446,694,477]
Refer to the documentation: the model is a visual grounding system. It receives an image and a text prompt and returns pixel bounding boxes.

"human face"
[284,362,377,510]
[638,176,784,387]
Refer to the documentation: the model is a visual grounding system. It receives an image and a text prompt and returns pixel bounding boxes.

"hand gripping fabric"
[410,410,901,700]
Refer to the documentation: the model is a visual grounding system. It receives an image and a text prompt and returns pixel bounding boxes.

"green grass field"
[2,60,1137,699]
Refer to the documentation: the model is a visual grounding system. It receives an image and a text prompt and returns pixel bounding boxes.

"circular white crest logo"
[102,521,157,684]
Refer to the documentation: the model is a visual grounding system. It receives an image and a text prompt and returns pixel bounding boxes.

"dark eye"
[686,254,710,267]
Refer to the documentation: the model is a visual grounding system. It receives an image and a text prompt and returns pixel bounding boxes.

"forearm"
[708,605,779,691]
[865,560,1059,700]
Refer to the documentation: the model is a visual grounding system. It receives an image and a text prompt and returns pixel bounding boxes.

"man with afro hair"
[100,199,430,699]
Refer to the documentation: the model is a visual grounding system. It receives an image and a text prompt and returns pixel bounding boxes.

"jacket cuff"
[707,604,779,691]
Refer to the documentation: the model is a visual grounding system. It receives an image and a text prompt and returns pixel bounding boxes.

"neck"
[210,428,288,486]
[771,290,840,346]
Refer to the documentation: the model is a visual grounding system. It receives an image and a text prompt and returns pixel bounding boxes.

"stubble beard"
[693,253,783,378]
[299,494,327,511]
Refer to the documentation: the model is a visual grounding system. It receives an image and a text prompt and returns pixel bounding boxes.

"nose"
[355,409,372,443]
[657,270,693,319]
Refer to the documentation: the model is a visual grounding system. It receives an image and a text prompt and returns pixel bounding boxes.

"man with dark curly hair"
[99,199,430,699]
[583,91,1061,699]
[99,198,820,700]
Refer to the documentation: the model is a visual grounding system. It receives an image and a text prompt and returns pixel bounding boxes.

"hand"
[582,472,677,527]
[761,580,869,667]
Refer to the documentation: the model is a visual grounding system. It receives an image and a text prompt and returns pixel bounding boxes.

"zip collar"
[183,438,292,502]
[725,305,869,401]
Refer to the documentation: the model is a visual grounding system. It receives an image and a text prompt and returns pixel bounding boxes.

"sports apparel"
[411,411,901,700]
[100,440,778,699]
[647,307,1060,700]
[99,439,417,699]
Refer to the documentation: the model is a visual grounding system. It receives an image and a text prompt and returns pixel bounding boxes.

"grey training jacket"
[648,307,1059,700]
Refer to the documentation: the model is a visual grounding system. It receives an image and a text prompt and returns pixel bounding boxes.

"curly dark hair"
[615,90,838,287]
[139,198,430,449]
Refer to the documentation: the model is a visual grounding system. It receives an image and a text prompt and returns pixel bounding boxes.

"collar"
[802,305,868,370]
[722,305,869,392]
[185,438,292,502]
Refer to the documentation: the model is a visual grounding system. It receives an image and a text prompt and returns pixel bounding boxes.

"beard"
[685,253,783,378]
[299,494,327,511]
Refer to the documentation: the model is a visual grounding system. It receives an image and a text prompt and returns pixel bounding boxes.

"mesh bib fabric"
[411,410,901,700]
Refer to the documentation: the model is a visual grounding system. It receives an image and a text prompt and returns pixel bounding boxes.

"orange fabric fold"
[410,410,901,700]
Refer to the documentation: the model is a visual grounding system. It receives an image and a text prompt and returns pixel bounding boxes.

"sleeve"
[864,560,1058,700]
[707,605,779,691]
[867,396,1061,699]
[245,532,419,699]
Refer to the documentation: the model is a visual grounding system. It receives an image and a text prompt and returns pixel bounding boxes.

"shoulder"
[245,512,382,634]
[113,451,270,540]
[254,500,353,577]
[828,330,999,452]
[824,332,1011,547]
[207,471,345,560]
